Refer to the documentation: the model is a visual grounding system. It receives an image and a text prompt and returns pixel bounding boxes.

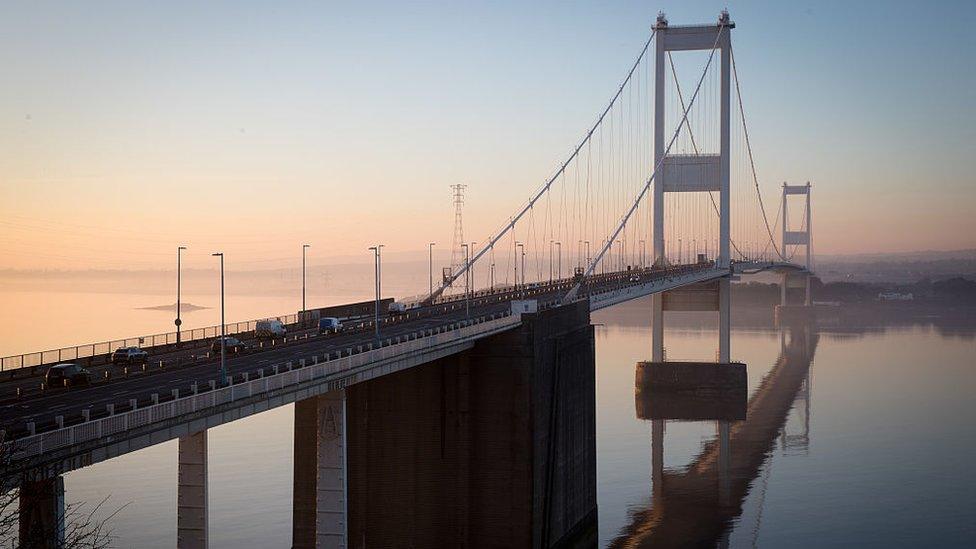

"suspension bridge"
[3,11,817,549]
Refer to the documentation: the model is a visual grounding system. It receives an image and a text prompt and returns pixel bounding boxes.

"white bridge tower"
[781,182,813,306]
[651,11,734,363]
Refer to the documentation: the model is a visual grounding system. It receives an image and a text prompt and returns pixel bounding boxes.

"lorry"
[255,319,287,338]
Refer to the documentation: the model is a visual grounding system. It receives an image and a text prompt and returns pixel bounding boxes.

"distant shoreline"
[136,302,210,312]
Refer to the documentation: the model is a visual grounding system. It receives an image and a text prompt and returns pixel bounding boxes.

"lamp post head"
[178,246,187,251]
[211,252,222,257]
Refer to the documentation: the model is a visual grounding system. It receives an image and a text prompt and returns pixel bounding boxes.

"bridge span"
[3,10,821,548]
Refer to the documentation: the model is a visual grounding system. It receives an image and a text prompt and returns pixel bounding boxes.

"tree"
[1,431,123,548]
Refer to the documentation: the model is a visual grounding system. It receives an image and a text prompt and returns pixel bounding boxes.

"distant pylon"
[449,184,467,287]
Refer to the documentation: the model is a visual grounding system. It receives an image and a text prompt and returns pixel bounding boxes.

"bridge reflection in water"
[612,320,817,548]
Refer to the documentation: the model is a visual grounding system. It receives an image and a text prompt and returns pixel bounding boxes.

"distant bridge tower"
[781,182,813,306]
[651,10,734,363]
[448,184,467,287]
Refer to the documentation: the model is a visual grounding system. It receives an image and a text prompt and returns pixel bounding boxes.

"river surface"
[3,289,974,547]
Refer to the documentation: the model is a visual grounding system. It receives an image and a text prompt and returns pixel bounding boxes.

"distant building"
[877,292,914,301]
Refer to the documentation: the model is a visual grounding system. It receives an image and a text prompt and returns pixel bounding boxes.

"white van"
[255,319,287,338]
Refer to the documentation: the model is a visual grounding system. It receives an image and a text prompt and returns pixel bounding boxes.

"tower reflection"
[613,320,818,548]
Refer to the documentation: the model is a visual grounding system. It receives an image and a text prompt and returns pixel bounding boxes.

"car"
[255,319,287,339]
[388,301,407,313]
[318,317,342,335]
[112,346,148,364]
[45,363,92,388]
[210,336,247,355]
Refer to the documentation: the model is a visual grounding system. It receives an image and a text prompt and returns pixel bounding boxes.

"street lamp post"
[428,242,436,300]
[487,244,495,290]
[584,240,590,271]
[514,241,521,291]
[461,243,470,318]
[302,244,310,318]
[555,241,562,280]
[639,240,646,268]
[469,241,477,294]
[211,252,227,386]
[369,245,383,342]
[519,243,526,287]
[176,246,186,343]
[549,240,554,283]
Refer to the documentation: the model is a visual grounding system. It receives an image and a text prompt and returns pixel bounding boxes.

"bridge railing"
[0,313,303,374]
[5,310,521,460]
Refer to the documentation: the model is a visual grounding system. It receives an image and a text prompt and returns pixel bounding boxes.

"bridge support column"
[775,271,816,325]
[293,390,347,549]
[178,430,208,549]
[19,476,65,548]
[718,278,730,363]
[651,294,664,361]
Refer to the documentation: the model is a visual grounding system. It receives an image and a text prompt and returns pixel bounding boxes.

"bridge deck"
[0,261,803,472]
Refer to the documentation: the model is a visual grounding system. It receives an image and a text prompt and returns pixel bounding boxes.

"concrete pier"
[293,390,347,549]
[18,476,64,548]
[345,301,596,548]
[635,361,747,397]
[635,362,746,421]
[177,430,208,549]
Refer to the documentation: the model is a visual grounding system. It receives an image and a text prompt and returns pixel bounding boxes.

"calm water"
[5,290,975,547]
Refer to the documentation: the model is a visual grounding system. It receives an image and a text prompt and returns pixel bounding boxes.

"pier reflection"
[612,320,818,548]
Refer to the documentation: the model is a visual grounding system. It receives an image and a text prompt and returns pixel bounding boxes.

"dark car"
[210,336,247,355]
[318,317,342,335]
[112,346,149,364]
[45,363,92,388]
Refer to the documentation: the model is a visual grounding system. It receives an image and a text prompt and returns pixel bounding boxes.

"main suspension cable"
[564,24,725,303]
[426,27,659,302]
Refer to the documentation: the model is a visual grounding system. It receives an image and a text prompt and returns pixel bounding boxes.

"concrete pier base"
[635,362,746,421]
[636,361,746,396]
[293,390,347,549]
[346,301,596,548]
[177,430,208,549]
[18,476,65,548]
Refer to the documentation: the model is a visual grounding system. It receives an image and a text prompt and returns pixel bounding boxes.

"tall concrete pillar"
[19,476,65,548]
[718,23,731,268]
[718,278,731,363]
[293,390,347,549]
[651,293,664,361]
[178,430,208,549]
[652,15,666,267]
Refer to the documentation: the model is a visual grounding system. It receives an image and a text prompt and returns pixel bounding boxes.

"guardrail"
[5,311,521,460]
[0,313,304,373]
